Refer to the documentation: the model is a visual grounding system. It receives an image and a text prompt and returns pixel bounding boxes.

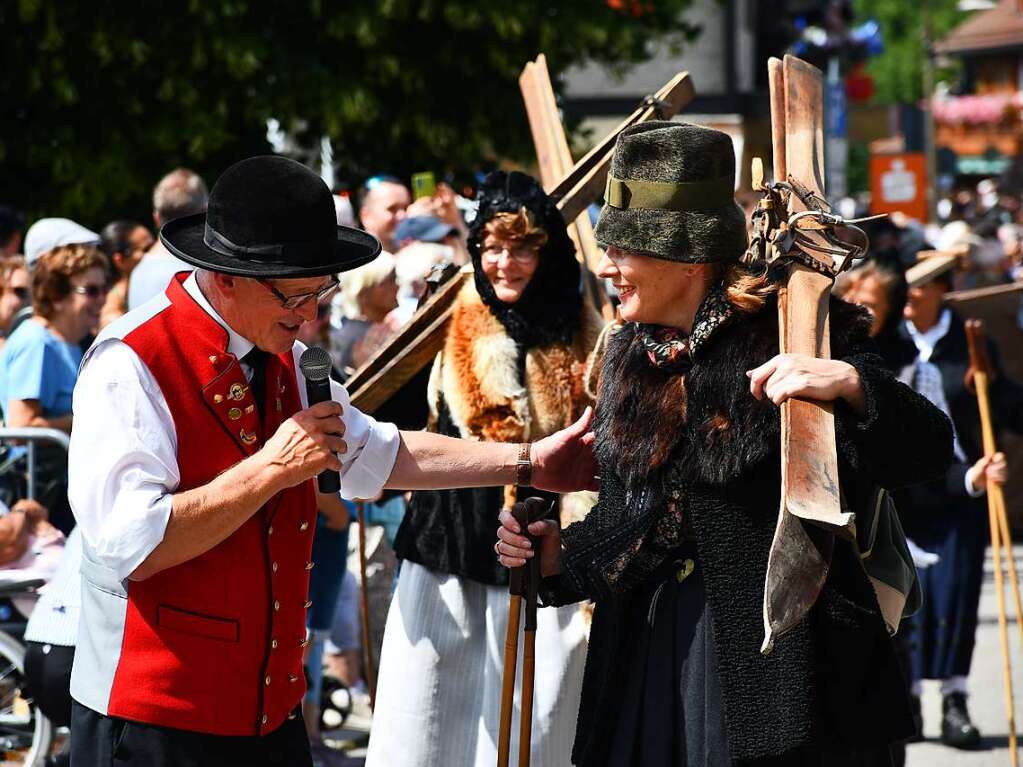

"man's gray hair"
[153,168,209,223]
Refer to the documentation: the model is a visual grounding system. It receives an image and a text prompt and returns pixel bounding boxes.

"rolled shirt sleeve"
[291,342,399,501]
[68,341,178,581]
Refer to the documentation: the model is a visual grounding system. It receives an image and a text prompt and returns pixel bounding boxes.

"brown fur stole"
[429,281,604,444]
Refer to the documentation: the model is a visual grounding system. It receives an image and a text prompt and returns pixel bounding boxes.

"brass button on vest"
[273,600,280,611]
[264,675,271,686]
[271,638,278,649]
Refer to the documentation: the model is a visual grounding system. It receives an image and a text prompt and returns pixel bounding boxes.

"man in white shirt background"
[894,252,1023,750]
[126,167,208,310]
[68,155,597,767]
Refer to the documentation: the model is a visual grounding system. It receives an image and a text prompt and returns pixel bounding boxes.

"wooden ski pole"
[965,319,1018,764]
[515,500,542,767]
[498,498,547,767]
[355,501,377,710]
[993,489,1023,648]
[497,592,521,767]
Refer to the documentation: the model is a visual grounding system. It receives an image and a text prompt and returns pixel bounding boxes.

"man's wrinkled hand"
[261,401,347,488]
[529,407,598,493]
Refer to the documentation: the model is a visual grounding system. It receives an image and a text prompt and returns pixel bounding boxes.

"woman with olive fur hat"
[496,121,953,765]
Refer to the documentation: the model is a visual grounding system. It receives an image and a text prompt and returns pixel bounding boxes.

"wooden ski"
[761,55,853,654]
[520,54,610,318]
[347,67,694,414]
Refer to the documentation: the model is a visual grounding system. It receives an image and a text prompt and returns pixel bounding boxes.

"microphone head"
[299,346,332,382]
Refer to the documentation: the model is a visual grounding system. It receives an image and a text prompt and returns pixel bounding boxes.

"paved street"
[909,545,1023,767]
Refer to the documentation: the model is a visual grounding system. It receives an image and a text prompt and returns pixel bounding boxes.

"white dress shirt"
[904,309,983,498]
[69,273,399,581]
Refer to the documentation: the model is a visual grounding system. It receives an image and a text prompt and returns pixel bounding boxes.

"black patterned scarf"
[636,281,736,372]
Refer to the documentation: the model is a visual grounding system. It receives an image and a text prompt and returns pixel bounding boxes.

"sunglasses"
[258,277,339,311]
[71,284,108,299]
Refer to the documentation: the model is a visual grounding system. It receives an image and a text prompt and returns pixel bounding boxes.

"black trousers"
[24,642,75,728]
[70,701,312,767]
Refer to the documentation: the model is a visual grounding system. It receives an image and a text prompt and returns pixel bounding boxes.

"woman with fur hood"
[496,122,955,766]
[366,171,603,767]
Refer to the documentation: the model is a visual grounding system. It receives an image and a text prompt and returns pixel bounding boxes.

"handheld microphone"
[299,346,341,494]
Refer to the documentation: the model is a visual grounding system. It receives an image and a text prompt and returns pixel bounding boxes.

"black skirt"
[583,545,896,767]
[605,544,730,766]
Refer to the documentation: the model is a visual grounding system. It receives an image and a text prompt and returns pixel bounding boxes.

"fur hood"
[594,294,874,490]
[429,280,605,443]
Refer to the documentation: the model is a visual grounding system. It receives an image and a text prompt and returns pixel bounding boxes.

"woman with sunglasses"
[0,255,30,348]
[0,244,108,532]
[367,171,605,767]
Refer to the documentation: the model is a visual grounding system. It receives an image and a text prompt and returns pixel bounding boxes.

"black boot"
[941,691,981,749]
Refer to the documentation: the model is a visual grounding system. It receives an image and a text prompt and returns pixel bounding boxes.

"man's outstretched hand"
[530,407,598,493]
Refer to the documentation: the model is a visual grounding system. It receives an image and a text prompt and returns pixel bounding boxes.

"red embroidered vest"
[89,274,316,735]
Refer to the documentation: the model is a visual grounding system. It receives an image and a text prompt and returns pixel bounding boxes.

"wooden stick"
[517,628,535,767]
[993,487,1023,649]
[497,595,522,767]
[978,393,1019,765]
[966,319,1019,764]
[355,502,377,710]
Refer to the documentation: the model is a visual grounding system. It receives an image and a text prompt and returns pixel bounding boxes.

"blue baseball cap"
[395,215,456,246]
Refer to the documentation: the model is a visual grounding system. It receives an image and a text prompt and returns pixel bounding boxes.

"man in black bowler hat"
[66,155,598,767]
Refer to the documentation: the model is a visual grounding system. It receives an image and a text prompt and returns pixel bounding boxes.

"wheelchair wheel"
[0,630,53,766]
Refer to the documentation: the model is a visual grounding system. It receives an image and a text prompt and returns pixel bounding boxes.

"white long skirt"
[366,561,587,767]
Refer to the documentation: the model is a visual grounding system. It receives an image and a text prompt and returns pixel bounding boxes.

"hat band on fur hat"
[605,175,734,212]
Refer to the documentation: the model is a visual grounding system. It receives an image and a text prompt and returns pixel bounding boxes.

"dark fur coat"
[548,295,954,764]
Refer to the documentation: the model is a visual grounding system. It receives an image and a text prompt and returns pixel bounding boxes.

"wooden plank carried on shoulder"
[347,266,471,412]
[549,71,695,224]
[520,54,610,318]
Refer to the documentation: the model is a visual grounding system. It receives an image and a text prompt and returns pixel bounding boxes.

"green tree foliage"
[853,0,965,105]
[1,1,698,226]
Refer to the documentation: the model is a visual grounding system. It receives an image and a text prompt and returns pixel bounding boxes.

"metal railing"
[0,428,70,501]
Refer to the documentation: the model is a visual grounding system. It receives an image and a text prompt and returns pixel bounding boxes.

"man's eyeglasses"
[258,277,339,311]
[71,284,108,299]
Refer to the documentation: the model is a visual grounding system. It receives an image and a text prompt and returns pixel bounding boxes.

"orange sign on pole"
[870,153,928,223]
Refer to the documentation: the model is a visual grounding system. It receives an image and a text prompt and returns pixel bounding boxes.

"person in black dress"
[496,122,955,766]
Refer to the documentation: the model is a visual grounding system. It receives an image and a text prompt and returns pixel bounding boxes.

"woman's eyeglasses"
[481,242,539,264]
[71,284,108,299]
[258,277,340,311]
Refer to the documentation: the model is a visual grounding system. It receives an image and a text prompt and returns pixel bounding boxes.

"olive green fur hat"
[594,121,747,263]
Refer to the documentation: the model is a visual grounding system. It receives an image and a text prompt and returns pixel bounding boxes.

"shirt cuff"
[339,420,400,501]
[965,472,985,498]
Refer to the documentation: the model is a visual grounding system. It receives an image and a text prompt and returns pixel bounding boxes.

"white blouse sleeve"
[68,341,178,582]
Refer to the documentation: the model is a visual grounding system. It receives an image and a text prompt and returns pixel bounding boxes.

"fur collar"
[595,294,873,489]
[430,281,604,443]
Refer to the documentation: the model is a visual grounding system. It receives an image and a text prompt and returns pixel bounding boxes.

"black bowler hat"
[160,156,381,278]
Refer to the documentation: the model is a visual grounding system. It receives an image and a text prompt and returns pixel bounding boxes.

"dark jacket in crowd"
[886,308,1023,679]
[544,295,953,764]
